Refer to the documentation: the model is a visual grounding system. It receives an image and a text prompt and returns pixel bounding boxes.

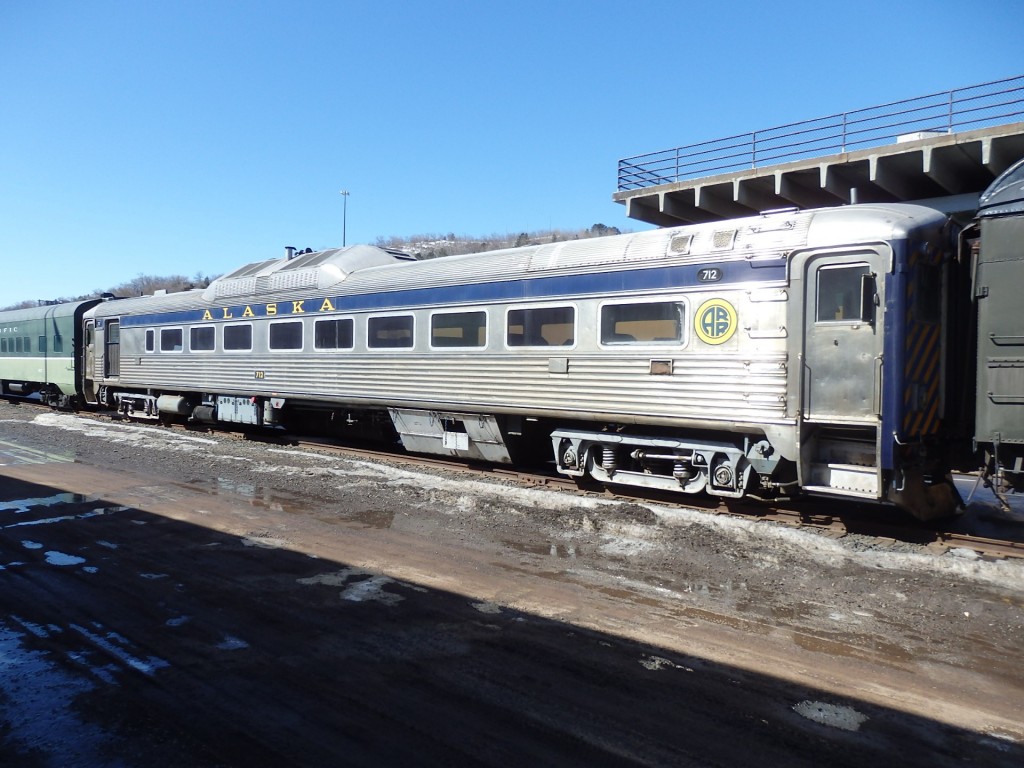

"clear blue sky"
[2,0,1022,307]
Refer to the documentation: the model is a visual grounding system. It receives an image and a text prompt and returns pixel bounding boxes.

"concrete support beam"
[775,170,845,209]
[981,133,1024,175]
[923,146,970,193]
[735,178,782,214]
[693,184,750,219]
[870,152,926,199]
[660,192,718,225]
[625,196,677,227]
[614,122,1024,226]
[821,161,868,203]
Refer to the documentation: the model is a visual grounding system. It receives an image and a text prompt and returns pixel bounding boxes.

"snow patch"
[32,412,217,449]
[45,551,86,566]
[472,601,503,615]
[298,568,405,606]
[0,621,114,762]
[640,655,694,672]
[792,700,868,731]
[70,623,170,676]
[216,635,250,651]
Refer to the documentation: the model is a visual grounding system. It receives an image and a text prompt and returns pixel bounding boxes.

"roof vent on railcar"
[712,229,737,250]
[669,234,693,254]
[203,244,415,301]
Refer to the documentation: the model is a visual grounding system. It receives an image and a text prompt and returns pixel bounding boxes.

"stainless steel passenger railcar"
[82,202,968,520]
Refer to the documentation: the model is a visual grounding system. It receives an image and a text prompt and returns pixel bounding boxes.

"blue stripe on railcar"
[879,240,944,470]
[118,258,788,328]
[880,242,905,471]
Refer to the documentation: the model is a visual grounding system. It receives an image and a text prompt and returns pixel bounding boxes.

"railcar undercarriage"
[81,388,977,519]
[551,427,795,501]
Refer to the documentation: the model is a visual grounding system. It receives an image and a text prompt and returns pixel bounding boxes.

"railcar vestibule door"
[82,319,97,404]
[799,248,886,423]
[104,320,120,378]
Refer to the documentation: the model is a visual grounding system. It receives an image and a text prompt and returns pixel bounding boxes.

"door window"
[816,264,870,322]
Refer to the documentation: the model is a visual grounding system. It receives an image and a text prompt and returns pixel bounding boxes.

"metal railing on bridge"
[617,75,1024,191]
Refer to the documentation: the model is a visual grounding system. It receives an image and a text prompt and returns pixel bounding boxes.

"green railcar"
[0,299,101,407]
[971,157,1024,495]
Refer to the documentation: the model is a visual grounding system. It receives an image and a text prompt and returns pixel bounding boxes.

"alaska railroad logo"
[694,298,737,345]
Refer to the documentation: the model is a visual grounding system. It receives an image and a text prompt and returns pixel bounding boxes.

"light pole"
[339,189,350,247]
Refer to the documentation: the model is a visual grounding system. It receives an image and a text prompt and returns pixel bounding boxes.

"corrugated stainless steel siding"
[111,351,789,426]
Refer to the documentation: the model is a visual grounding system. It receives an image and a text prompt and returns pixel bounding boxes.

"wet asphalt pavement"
[1,406,1023,767]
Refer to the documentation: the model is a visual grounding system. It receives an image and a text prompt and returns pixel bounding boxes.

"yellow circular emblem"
[694,298,737,345]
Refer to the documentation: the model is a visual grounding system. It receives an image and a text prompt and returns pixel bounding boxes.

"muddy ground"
[1,399,1022,766]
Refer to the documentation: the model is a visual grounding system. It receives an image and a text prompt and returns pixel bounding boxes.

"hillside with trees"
[1,224,625,310]
[0,272,217,311]
[375,223,623,260]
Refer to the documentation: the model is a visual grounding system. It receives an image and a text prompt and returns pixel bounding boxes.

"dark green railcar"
[0,299,101,408]
[970,157,1024,498]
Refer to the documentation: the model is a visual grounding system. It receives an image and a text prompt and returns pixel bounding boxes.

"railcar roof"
[87,202,947,319]
[0,297,101,323]
[978,157,1024,217]
[88,288,206,318]
[204,245,415,302]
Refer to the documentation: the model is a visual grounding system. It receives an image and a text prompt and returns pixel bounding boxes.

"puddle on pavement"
[503,539,584,559]
[675,605,772,634]
[344,508,395,529]
[178,476,398,529]
[792,629,915,664]
[180,476,313,516]
[761,601,818,622]
[0,492,91,514]
[311,507,396,529]
[593,586,663,609]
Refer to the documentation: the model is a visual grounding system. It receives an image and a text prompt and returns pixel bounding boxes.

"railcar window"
[190,326,215,352]
[431,311,487,348]
[160,327,183,352]
[269,321,303,350]
[53,335,63,353]
[224,324,253,351]
[368,315,414,349]
[145,329,155,353]
[816,264,870,322]
[0,339,5,353]
[15,337,23,353]
[314,318,354,350]
[507,306,575,347]
[105,321,120,377]
[601,302,684,344]
[38,336,47,353]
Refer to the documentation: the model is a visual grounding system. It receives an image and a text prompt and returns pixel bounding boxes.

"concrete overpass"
[615,76,1024,226]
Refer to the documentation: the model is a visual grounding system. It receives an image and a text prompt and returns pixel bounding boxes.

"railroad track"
[255,432,1024,562]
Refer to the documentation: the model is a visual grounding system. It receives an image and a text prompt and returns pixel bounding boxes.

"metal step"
[806,462,879,496]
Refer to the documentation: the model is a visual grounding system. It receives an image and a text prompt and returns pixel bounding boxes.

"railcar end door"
[800,249,885,423]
